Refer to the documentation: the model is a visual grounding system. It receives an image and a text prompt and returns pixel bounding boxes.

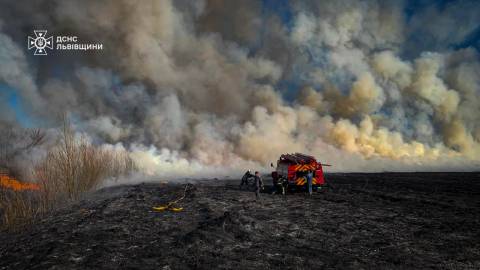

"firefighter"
[254,171,264,199]
[272,171,286,195]
[240,170,253,189]
[271,171,279,194]
[306,170,313,196]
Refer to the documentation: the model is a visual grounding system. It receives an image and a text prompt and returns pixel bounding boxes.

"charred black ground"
[1,172,479,269]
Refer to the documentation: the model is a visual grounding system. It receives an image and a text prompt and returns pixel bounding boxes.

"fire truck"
[271,153,330,193]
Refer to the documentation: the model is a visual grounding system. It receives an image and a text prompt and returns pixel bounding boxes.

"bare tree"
[0,123,46,177]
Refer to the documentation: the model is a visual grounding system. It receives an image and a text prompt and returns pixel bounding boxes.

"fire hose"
[152,184,191,212]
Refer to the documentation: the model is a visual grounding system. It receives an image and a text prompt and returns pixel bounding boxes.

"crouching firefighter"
[240,170,253,189]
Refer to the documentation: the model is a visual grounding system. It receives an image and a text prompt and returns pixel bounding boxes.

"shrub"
[34,119,136,207]
[0,119,136,230]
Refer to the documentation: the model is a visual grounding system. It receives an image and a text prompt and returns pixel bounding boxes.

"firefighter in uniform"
[254,171,263,199]
[240,170,253,189]
[272,171,286,195]
[306,170,313,195]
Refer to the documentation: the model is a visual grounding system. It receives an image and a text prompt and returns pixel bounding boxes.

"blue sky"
[0,83,33,127]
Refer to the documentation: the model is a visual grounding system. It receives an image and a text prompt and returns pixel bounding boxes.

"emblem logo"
[28,30,53,55]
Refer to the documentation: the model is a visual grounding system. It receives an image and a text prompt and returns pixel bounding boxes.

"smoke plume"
[0,0,479,176]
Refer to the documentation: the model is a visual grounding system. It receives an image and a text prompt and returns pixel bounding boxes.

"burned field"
[0,172,479,269]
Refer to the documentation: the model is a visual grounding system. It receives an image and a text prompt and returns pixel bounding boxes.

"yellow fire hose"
[153,184,190,212]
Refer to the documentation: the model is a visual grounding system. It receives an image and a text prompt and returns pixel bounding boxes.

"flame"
[0,174,40,191]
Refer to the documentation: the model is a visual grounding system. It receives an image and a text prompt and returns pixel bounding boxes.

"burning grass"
[0,174,40,191]
[0,171,42,229]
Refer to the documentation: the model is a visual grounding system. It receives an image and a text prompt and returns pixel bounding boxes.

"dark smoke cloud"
[0,0,479,175]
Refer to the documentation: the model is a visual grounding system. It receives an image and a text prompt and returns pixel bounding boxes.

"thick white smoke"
[0,0,479,178]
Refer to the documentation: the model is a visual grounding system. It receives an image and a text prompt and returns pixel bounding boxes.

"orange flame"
[0,174,40,191]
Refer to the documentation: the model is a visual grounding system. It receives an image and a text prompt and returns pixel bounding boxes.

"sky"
[0,0,479,174]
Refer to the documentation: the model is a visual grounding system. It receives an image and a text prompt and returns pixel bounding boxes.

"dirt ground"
[1,172,479,270]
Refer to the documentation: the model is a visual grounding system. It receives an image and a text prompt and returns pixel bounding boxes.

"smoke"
[0,0,479,177]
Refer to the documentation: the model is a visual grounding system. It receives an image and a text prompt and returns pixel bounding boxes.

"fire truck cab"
[271,153,329,191]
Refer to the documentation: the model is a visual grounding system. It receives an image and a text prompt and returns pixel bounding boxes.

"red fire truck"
[271,153,330,192]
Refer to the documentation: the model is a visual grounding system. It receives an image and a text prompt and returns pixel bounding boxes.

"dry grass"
[0,119,136,230]
[0,188,41,230]
[35,121,135,202]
